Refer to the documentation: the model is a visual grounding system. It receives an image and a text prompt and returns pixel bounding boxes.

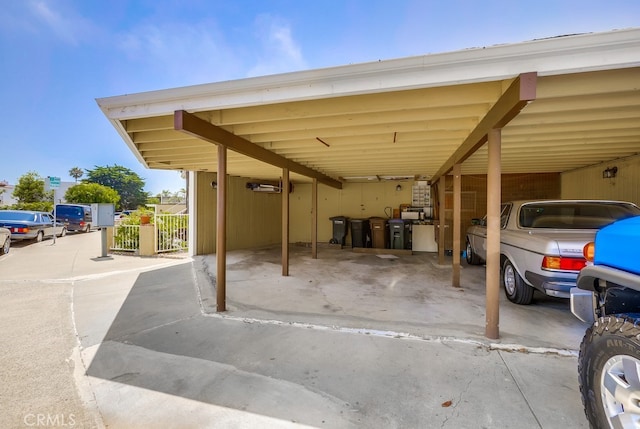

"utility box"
[91,203,115,227]
[369,217,389,249]
[349,219,371,248]
[389,219,411,250]
[329,216,349,246]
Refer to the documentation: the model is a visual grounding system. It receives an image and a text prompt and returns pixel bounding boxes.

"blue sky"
[1,0,638,195]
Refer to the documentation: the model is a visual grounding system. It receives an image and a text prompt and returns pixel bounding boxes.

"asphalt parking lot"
[0,232,590,428]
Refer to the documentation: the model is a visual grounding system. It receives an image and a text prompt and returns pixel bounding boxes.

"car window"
[479,204,510,228]
[520,202,640,229]
[0,211,37,222]
[500,204,511,229]
[57,206,84,217]
[41,214,52,223]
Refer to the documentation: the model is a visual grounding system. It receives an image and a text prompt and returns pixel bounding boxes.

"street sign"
[46,176,61,190]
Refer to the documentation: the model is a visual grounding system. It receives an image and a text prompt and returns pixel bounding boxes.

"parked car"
[0,210,67,242]
[0,227,10,255]
[570,215,640,428]
[466,200,640,304]
[55,204,92,232]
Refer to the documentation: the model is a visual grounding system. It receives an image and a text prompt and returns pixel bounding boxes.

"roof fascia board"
[431,72,537,183]
[174,110,343,189]
[97,29,640,121]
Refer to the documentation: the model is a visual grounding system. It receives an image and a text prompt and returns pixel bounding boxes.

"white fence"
[111,224,140,252]
[110,213,189,254]
[155,214,189,253]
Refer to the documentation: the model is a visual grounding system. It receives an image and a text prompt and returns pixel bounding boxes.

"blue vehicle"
[55,204,93,233]
[570,215,640,428]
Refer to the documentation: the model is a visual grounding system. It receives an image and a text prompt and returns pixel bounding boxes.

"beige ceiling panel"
[536,68,640,99]
[214,82,503,124]
[131,129,192,143]
[517,92,640,116]
[246,118,479,143]
[229,104,491,135]
[136,140,213,151]
[125,116,174,132]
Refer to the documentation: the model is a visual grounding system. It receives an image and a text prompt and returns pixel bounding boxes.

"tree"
[12,171,52,211]
[65,183,120,205]
[13,171,50,203]
[84,165,147,210]
[69,167,84,182]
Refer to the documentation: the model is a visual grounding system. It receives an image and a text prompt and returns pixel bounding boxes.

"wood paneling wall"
[194,171,282,254]
[561,154,640,206]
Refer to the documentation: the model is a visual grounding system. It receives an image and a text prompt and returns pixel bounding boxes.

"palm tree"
[69,167,84,182]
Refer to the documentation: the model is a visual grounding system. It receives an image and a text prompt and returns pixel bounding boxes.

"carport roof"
[97,28,640,186]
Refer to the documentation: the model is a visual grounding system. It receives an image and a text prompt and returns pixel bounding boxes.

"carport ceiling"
[98,29,640,185]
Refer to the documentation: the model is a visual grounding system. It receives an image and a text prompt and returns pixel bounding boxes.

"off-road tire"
[465,239,482,265]
[579,315,640,429]
[501,259,533,305]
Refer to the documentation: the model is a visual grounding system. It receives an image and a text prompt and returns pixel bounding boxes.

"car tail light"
[12,227,28,233]
[542,256,586,271]
[583,242,595,262]
[80,221,85,226]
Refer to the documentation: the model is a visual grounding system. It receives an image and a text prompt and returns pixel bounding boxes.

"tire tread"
[579,315,640,429]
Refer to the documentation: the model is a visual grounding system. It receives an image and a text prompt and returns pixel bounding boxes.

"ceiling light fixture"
[602,166,618,179]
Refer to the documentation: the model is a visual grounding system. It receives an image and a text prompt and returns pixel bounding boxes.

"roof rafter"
[174,110,342,189]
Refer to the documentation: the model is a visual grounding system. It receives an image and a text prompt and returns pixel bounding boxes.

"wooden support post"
[312,178,318,259]
[452,163,461,287]
[438,176,446,265]
[282,168,290,276]
[216,145,227,312]
[485,129,501,339]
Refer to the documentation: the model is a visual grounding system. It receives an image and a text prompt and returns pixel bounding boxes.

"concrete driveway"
[1,233,590,428]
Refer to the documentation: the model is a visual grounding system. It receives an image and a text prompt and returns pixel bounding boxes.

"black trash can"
[350,218,371,248]
[389,219,411,249]
[329,216,349,245]
[369,217,389,249]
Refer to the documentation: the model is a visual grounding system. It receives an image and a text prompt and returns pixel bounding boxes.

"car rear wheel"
[579,316,640,429]
[35,231,44,242]
[465,239,482,265]
[502,259,533,304]
[1,237,9,255]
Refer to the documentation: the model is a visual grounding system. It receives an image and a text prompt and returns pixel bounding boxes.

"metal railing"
[111,224,140,252]
[155,214,189,253]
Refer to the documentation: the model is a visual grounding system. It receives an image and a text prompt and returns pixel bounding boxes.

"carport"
[97,28,640,339]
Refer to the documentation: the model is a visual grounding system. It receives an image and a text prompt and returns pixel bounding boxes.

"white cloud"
[28,0,94,45]
[115,21,244,89]
[247,14,307,77]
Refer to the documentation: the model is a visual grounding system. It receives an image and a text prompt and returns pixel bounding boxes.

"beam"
[312,178,318,259]
[452,163,461,287]
[216,145,227,312]
[282,168,290,276]
[437,176,446,265]
[485,129,501,339]
[431,72,537,184]
[175,110,342,189]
